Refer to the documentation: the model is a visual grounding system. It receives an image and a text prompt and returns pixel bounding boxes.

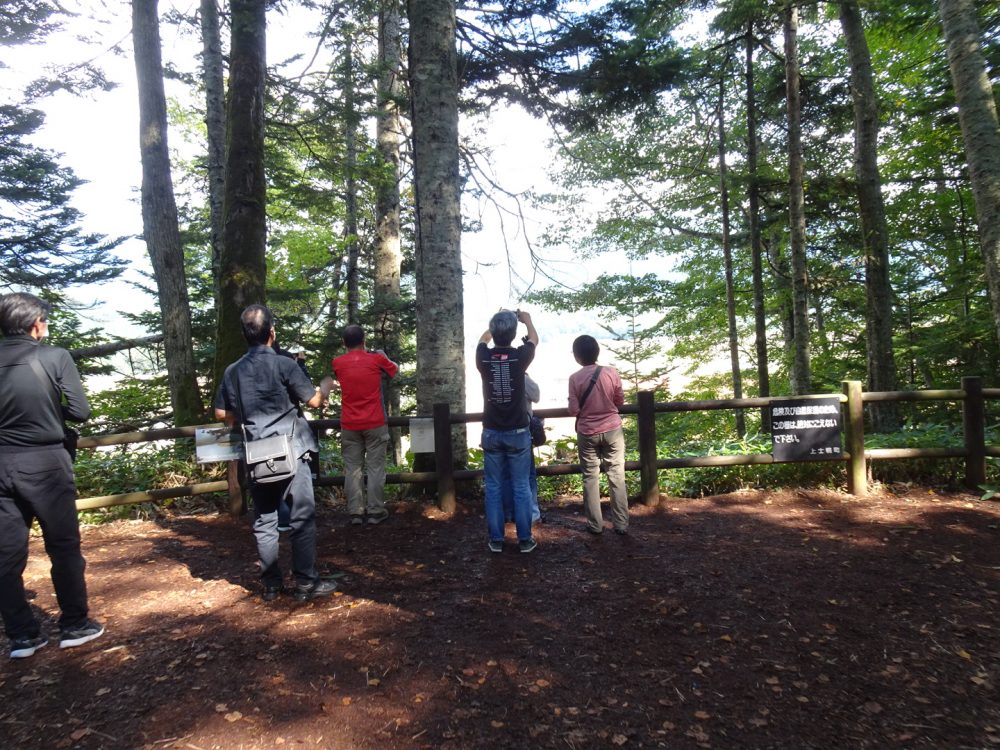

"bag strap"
[574,365,603,431]
[231,356,294,444]
[27,348,62,415]
[578,366,603,411]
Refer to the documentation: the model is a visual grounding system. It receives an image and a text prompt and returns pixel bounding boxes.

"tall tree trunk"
[342,38,361,325]
[132,0,203,425]
[375,0,404,465]
[784,1,811,395]
[769,238,795,366]
[938,0,1000,349]
[839,0,900,432]
[407,0,467,469]
[746,24,771,431]
[327,255,344,349]
[214,0,267,385]
[199,0,226,334]
[717,72,745,437]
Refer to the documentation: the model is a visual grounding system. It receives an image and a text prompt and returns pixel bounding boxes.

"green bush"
[72,416,998,523]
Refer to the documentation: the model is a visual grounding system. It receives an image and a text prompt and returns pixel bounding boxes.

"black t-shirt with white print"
[475,340,535,431]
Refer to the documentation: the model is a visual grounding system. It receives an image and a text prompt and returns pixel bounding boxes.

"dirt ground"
[2,486,1000,750]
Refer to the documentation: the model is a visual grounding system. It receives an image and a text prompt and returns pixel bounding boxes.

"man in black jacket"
[0,292,104,659]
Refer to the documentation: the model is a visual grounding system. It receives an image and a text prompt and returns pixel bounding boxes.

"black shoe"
[293,579,338,602]
[613,526,628,535]
[519,538,538,553]
[367,510,389,525]
[9,634,48,659]
[350,515,364,526]
[586,526,604,535]
[277,525,292,533]
[488,540,503,554]
[59,620,105,649]
[262,585,283,602]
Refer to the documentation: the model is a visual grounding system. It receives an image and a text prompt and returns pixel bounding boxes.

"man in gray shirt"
[214,304,337,603]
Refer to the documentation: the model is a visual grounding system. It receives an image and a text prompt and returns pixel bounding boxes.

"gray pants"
[342,425,390,516]
[250,457,317,588]
[577,426,628,532]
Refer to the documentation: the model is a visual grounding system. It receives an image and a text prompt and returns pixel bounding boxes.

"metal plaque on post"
[195,426,243,463]
[770,397,842,462]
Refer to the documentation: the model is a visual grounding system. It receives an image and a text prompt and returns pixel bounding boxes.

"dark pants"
[250,457,319,589]
[0,447,89,640]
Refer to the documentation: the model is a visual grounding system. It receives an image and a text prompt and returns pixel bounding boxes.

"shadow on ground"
[2,487,999,749]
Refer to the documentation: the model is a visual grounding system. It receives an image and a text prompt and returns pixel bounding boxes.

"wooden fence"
[73,377,998,513]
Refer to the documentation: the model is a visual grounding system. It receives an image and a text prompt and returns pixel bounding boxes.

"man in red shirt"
[332,325,399,525]
[568,335,628,535]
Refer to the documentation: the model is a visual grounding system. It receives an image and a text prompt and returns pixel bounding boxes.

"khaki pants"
[577,426,628,532]
[342,425,390,516]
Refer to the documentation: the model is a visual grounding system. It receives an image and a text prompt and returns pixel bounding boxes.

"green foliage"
[0,105,125,295]
[86,376,172,433]
[74,441,226,522]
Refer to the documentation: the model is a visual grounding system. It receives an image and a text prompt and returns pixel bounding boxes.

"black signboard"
[770,397,842,462]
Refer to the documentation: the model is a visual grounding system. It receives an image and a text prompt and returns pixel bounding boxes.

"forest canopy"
[0,0,997,445]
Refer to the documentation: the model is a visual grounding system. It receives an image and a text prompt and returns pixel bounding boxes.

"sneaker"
[586,526,604,535]
[277,524,292,533]
[367,510,389,525]
[350,515,364,526]
[613,526,628,535]
[9,634,48,659]
[293,579,338,602]
[59,620,105,649]
[262,585,283,602]
[519,538,538,553]
[488,540,503,554]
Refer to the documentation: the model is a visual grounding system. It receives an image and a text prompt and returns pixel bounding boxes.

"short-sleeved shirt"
[476,340,535,431]
[568,364,624,436]
[331,349,398,431]
[214,345,319,457]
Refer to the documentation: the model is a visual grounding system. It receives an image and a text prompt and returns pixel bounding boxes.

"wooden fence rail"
[73,377,997,512]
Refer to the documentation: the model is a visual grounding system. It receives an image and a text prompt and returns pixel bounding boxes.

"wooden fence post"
[638,390,659,505]
[842,380,866,496]
[962,376,986,489]
[434,402,456,512]
[226,460,244,516]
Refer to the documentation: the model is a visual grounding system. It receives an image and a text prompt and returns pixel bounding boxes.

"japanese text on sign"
[770,397,842,462]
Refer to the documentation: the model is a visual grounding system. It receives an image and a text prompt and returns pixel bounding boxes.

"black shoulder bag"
[27,349,79,461]
[233,367,297,485]
[574,365,603,433]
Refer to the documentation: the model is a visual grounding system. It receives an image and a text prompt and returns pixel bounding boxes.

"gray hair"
[0,292,50,336]
[489,310,518,346]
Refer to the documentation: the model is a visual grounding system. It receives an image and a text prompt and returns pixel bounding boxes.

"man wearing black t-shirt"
[475,309,539,553]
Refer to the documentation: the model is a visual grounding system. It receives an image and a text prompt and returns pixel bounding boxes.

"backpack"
[529,414,546,447]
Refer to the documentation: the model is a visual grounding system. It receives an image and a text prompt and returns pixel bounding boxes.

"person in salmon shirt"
[568,334,628,535]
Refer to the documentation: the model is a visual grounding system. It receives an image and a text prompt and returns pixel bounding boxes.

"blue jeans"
[502,457,539,523]
[482,428,533,542]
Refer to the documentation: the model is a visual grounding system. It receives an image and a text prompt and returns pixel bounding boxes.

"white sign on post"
[409,418,435,453]
[195,425,243,464]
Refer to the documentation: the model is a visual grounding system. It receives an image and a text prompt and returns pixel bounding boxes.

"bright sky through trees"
[1,0,635,415]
